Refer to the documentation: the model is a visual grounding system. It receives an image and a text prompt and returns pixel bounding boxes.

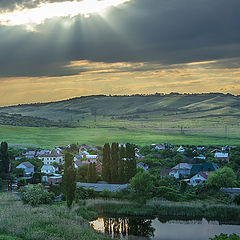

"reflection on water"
[90,217,154,239]
[90,217,240,240]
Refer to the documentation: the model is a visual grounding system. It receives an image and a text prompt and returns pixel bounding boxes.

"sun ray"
[0,0,130,28]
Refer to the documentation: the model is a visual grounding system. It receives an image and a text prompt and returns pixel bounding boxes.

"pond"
[90,216,240,240]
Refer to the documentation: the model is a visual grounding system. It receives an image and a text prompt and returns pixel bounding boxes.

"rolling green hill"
[0,93,240,147]
[0,93,239,124]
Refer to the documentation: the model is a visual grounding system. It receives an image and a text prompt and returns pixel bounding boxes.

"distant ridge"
[0,93,239,123]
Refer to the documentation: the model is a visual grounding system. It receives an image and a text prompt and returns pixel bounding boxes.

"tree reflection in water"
[103,217,155,238]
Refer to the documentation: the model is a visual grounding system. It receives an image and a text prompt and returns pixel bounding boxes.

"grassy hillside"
[1,93,240,147]
[0,113,69,128]
[1,93,240,127]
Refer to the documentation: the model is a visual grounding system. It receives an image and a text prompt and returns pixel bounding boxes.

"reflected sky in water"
[90,217,240,240]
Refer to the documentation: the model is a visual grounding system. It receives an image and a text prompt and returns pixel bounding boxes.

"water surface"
[90,217,240,240]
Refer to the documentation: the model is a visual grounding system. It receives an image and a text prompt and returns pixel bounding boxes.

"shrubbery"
[210,234,240,240]
[21,184,55,206]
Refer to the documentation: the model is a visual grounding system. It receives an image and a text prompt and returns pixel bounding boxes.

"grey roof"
[172,163,192,170]
[20,161,34,168]
[42,150,64,157]
[41,165,55,171]
[76,182,129,192]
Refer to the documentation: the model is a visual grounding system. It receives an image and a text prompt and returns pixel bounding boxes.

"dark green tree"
[125,143,136,182]
[111,142,120,183]
[207,167,237,189]
[87,163,98,183]
[0,142,10,177]
[63,153,76,208]
[102,143,111,182]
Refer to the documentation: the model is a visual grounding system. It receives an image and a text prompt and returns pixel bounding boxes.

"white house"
[177,146,185,153]
[171,163,192,178]
[189,171,209,186]
[41,165,56,175]
[214,152,229,162]
[169,169,180,179]
[40,150,64,165]
[16,162,34,175]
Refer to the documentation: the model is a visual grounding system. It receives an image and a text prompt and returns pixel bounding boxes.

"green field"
[1,94,240,148]
[1,124,240,148]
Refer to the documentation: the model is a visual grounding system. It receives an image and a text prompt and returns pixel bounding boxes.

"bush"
[234,195,240,205]
[210,233,240,240]
[21,184,55,206]
[99,190,111,199]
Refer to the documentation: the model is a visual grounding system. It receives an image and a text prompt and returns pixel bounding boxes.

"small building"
[42,174,62,185]
[189,171,209,186]
[40,150,64,165]
[214,152,229,162]
[137,162,149,172]
[16,162,34,175]
[171,163,192,177]
[155,145,166,150]
[194,154,206,160]
[169,169,180,179]
[76,182,129,192]
[23,151,36,159]
[177,146,185,153]
[74,159,102,174]
[41,165,56,175]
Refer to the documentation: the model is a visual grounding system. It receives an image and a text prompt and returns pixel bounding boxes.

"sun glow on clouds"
[0,0,129,27]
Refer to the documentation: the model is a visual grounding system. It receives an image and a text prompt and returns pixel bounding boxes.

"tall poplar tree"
[102,143,111,182]
[0,142,9,177]
[111,142,120,183]
[63,153,76,208]
[125,143,137,182]
[118,146,126,183]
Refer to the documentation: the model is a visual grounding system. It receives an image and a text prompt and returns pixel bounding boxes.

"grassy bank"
[0,193,107,240]
[86,199,240,222]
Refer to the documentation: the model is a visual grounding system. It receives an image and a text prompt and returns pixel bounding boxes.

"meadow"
[0,121,240,148]
[1,94,240,148]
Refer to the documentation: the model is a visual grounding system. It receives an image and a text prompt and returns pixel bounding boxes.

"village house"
[214,152,229,162]
[41,165,57,175]
[155,144,166,150]
[170,163,192,178]
[42,174,62,185]
[39,150,64,165]
[193,154,206,160]
[189,171,209,186]
[16,162,34,176]
[23,151,36,159]
[74,159,102,174]
[177,146,185,153]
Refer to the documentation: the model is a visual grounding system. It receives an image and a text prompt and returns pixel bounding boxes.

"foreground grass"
[1,124,240,148]
[0,193,107,240]
[86,199,240,222]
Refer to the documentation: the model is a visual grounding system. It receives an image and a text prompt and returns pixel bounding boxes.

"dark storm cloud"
[0,0,240,77]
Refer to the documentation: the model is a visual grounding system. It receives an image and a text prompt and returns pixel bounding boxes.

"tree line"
[102,143,136,184]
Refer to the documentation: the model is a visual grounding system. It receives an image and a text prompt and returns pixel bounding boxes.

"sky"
[0,0,240,106]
